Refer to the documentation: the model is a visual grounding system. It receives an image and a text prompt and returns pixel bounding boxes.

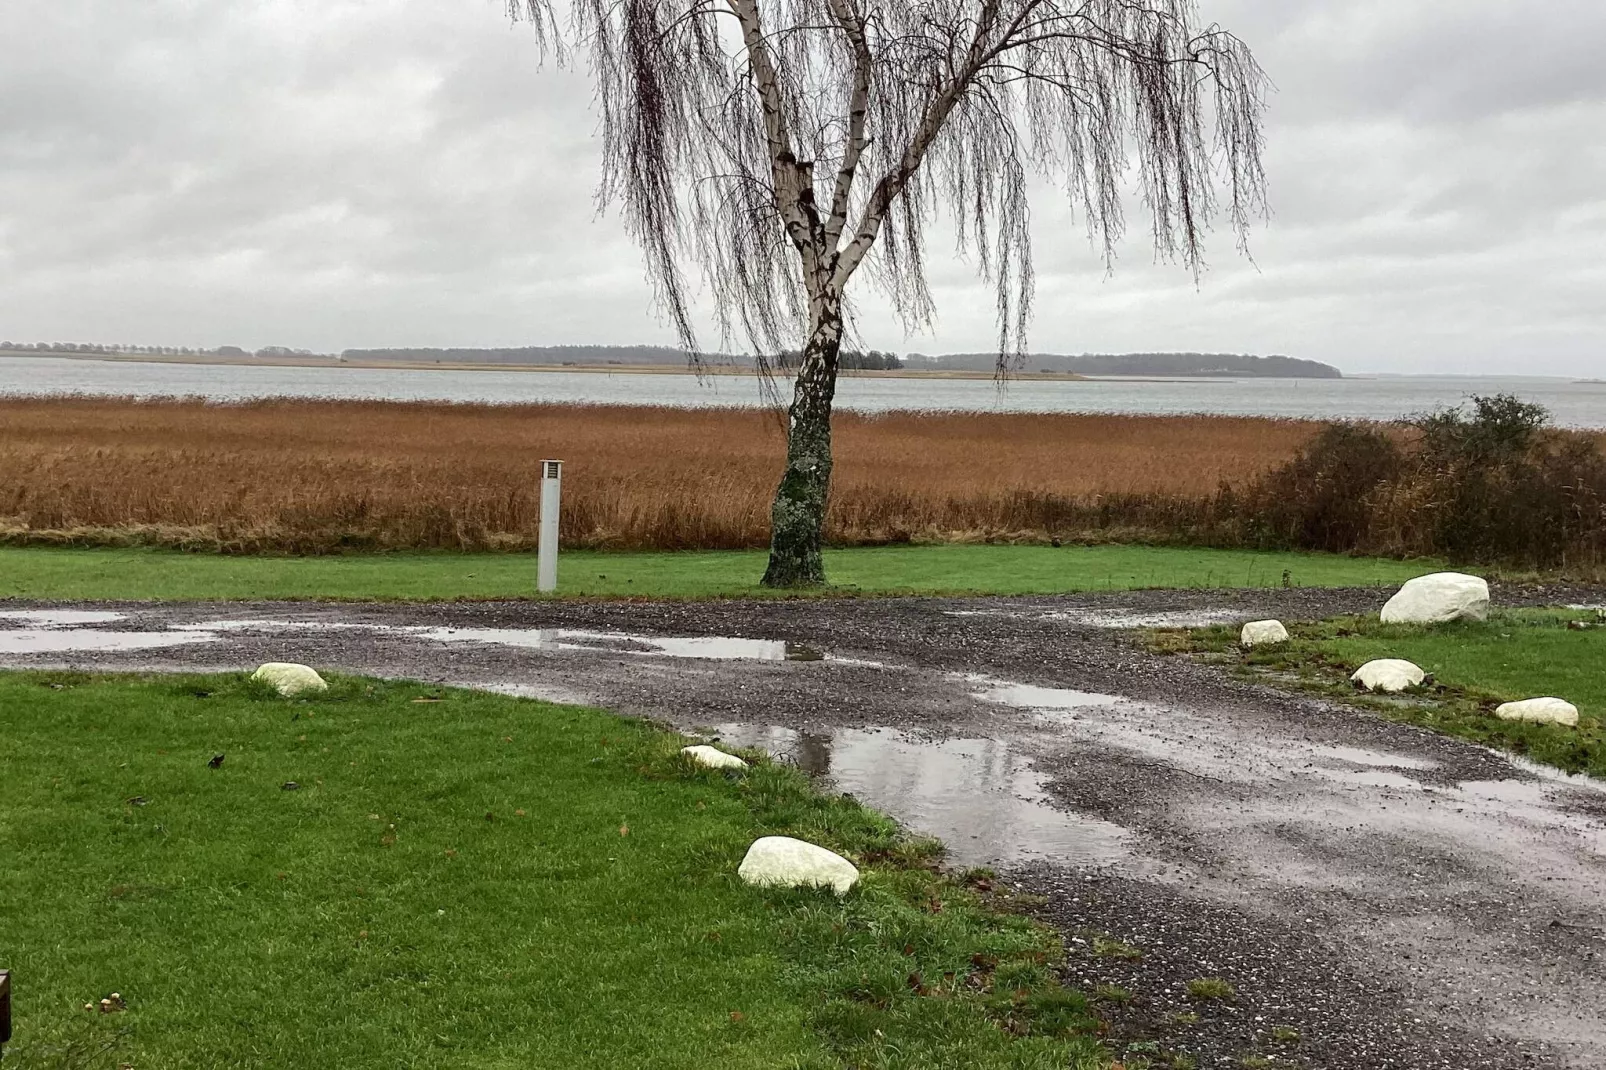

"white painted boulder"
[738,836,859,896]
[1351,659,1427,693]
[250,662,328,697]
[1494,698,1579,728]
[1241,620,1290,647]
[681,745,748,771]
[1380,573,1490,624]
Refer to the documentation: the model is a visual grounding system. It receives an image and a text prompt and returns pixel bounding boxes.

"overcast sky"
[1,0,1602,375]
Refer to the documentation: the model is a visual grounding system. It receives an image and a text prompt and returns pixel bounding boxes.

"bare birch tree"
[509,0,1269,587]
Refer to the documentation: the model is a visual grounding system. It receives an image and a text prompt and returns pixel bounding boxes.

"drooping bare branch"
[511,0,1269,367]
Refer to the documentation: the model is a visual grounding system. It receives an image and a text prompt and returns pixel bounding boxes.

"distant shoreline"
[6,352,1603,426]
[0,349,1362,384]
[3,349,1112,381]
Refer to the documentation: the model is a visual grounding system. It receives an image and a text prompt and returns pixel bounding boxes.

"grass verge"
[0,670,1106,1069]
[0,544,1448,603]
[1149,609,1605,777]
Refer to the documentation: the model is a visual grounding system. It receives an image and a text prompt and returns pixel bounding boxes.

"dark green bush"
[1240,422,1403,552]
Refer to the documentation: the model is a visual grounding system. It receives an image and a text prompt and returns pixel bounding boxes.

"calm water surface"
[4,356,1603,427]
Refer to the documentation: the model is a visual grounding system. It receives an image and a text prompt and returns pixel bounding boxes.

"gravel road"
[3,584,1603,1069]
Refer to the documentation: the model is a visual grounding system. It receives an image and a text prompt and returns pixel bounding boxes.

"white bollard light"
[538,459,563,593]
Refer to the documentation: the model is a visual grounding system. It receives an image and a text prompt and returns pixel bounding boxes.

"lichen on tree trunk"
[762,308,842,588]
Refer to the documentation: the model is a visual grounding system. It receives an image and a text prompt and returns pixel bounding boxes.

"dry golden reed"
[0,397,1317,552]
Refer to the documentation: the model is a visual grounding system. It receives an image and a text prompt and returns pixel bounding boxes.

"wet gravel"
[1017,869,1563,1070]
[3,582,1605,1069]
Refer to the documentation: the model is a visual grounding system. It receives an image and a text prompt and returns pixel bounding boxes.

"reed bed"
[0,397,1315,552]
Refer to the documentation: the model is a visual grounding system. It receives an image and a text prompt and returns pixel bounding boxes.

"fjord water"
[4,355,1603,426]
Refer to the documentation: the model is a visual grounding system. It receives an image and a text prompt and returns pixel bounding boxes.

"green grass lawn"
[1154,609,1606,777]
[0,544,1448,603]
[0,671,1108,1069]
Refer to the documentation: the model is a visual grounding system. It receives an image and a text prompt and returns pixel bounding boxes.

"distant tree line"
[774,349,903,371]
[340,345,690,365]
[907,351,1342,378]
[0,340,318,358]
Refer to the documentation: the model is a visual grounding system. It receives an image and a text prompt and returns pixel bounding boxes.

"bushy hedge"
[1232,396,1606,569]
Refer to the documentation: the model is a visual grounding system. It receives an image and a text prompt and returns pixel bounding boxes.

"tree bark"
[762,299,843,587]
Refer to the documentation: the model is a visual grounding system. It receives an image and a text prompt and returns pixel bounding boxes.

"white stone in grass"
[1494,698,1579,728]
[251,662,328,697]
[1241,620,1290,647]
[681,745,748,771]
[1351,659,1427,693]
[738,836,859,896]
[1380,573,1490,625]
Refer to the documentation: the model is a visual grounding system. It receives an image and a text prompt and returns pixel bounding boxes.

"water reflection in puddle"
[1504,754,1606,796]
[417,627,825,661]
[946,607,1245,629]
[0,629,217,653]
[1457,779,1549,803]
[710,722,1129,869]
[1441,776,1606,858]
[0,610,128,627]
[1311,745,1440,772]
[969,675,1127,712]
[172,619,376,633]
[1323,769,1426,791]
[976,677,1461,795]
[1045,608,1247,629]
[166,620,834,662]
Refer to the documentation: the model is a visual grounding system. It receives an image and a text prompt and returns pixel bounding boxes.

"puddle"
[0,629,217,653]
[416,627,825,662]
[972,675,1463,793]
[476,681,596,706]
[1504,754,1606,796]
[1323,769,1426,791]
[1456,779,1550,803]
[945,607,1244,629]
[1042,608,1246,630]
[0,610,127,627]
[1438,775,1606,858]
[970,672,1606,869]
[968,675,1127,712]
[172,619,380,633]
[1312,745,1440,771]
[166,620,840,663]
[709,723,1129,869]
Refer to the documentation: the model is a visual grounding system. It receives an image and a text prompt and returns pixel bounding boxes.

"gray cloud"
[1,0,1601,374]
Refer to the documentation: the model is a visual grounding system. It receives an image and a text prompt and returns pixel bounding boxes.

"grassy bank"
[0,544,1446,602]
[0,671,1108,1068]
[1151,610,1605,777]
